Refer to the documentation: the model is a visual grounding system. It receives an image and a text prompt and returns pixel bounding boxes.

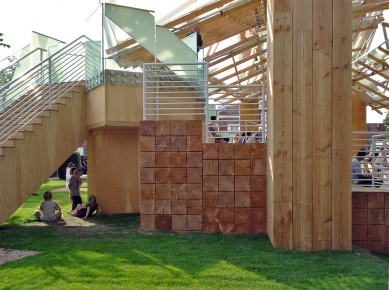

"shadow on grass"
[0,214,388,289]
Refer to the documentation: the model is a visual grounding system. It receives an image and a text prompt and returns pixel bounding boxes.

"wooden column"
[267,0,352,251]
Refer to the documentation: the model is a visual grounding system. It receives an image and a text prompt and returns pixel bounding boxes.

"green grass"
[0,180,388,289]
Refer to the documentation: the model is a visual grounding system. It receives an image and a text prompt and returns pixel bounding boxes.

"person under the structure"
[69,195,101,219]
[34,191,63,222]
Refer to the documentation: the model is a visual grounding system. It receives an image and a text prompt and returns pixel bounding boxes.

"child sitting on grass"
[34,191,63,222]
[69,195,101,219]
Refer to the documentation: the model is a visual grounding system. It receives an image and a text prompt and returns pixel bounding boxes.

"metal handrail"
[352,131,389,188]
[207,84,265,143]
[143,62,266,143]
[0,35,100,147]
[0,47,48,84]
[0,35,91,93]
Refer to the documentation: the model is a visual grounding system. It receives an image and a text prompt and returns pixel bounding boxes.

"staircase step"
[0,117,42,125]
[30,85,82,96]
[11,98,68,107]
[0,124,34,133]
[0,104,59,114]
[0,110,52,119]
[0,139,15,147]
[0,131,25,140]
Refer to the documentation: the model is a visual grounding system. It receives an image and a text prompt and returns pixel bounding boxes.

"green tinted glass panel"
[84,5,103,91]
[182,32,197,53]
[104,4,156,58]
[156,26,197,63]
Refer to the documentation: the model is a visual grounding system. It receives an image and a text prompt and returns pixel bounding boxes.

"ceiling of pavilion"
[107,0,389,111]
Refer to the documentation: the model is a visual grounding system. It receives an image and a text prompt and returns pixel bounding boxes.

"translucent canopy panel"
[156,26,197,63]
[84,5,104,90]
[104,4,156,59]
[11,32,64,81]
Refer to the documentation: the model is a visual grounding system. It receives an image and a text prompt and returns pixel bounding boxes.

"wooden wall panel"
[267,3,293,248]
[352,96,367,152]
[292,30,313,251]
[240,101,260,132]
[0,88,88,225]
[88,128,140,214]
[87,85,106,129]
[313,0,332,50]
[106,85,143,127]
[332,68,352,250]
[312,49,333,251]
[293,0,312,31]
[332,0,352,69]
[268,0,352,251]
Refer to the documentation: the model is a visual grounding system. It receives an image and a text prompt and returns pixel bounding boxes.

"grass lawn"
[0,180,388,289]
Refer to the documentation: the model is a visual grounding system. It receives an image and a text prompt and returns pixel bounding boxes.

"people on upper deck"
[186,25,203,52]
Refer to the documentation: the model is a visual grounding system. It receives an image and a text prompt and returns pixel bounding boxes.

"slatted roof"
[106,0,389,110]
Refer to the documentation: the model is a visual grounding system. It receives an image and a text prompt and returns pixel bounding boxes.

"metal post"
[142,63,146,120]
[260,84,266,143]
[0,91,5,112]
[40,49,44,84]
[48,58,52,110]
[205,62,209,143]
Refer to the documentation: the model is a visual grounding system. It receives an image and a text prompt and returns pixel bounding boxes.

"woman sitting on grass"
[34,191,63,222]
[69,195,101,219]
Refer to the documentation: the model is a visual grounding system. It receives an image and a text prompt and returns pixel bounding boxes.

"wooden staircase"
[0,83,88,225]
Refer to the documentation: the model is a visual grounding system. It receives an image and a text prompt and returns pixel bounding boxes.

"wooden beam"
[352,0,389,17]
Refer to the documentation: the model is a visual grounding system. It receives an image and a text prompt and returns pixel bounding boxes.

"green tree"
[0,32,10,48]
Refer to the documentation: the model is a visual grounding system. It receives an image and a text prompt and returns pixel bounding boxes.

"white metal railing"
[207,84,265,143]
[0,35,101,147]
[352,131,389,188]
[143,62,208,120]
[0,47,47,87]
[142,62,266,143]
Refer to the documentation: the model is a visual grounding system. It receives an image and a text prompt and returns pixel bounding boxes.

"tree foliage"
[0,32,11,48]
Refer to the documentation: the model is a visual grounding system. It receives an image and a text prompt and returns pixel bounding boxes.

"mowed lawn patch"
[0,180,388,289]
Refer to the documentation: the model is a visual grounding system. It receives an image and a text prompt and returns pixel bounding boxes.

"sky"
[0,0,387,123]
[0,0,209,60]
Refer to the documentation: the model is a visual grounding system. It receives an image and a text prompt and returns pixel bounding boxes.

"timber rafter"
[104,0,389,110]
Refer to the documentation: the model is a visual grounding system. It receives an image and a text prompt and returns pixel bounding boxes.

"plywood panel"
[240,102,260,132]
[352,96,367,152]
[0,88,88,225]
[106,85,143,126]
[87,85,106,129]
[88,128,140,214]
